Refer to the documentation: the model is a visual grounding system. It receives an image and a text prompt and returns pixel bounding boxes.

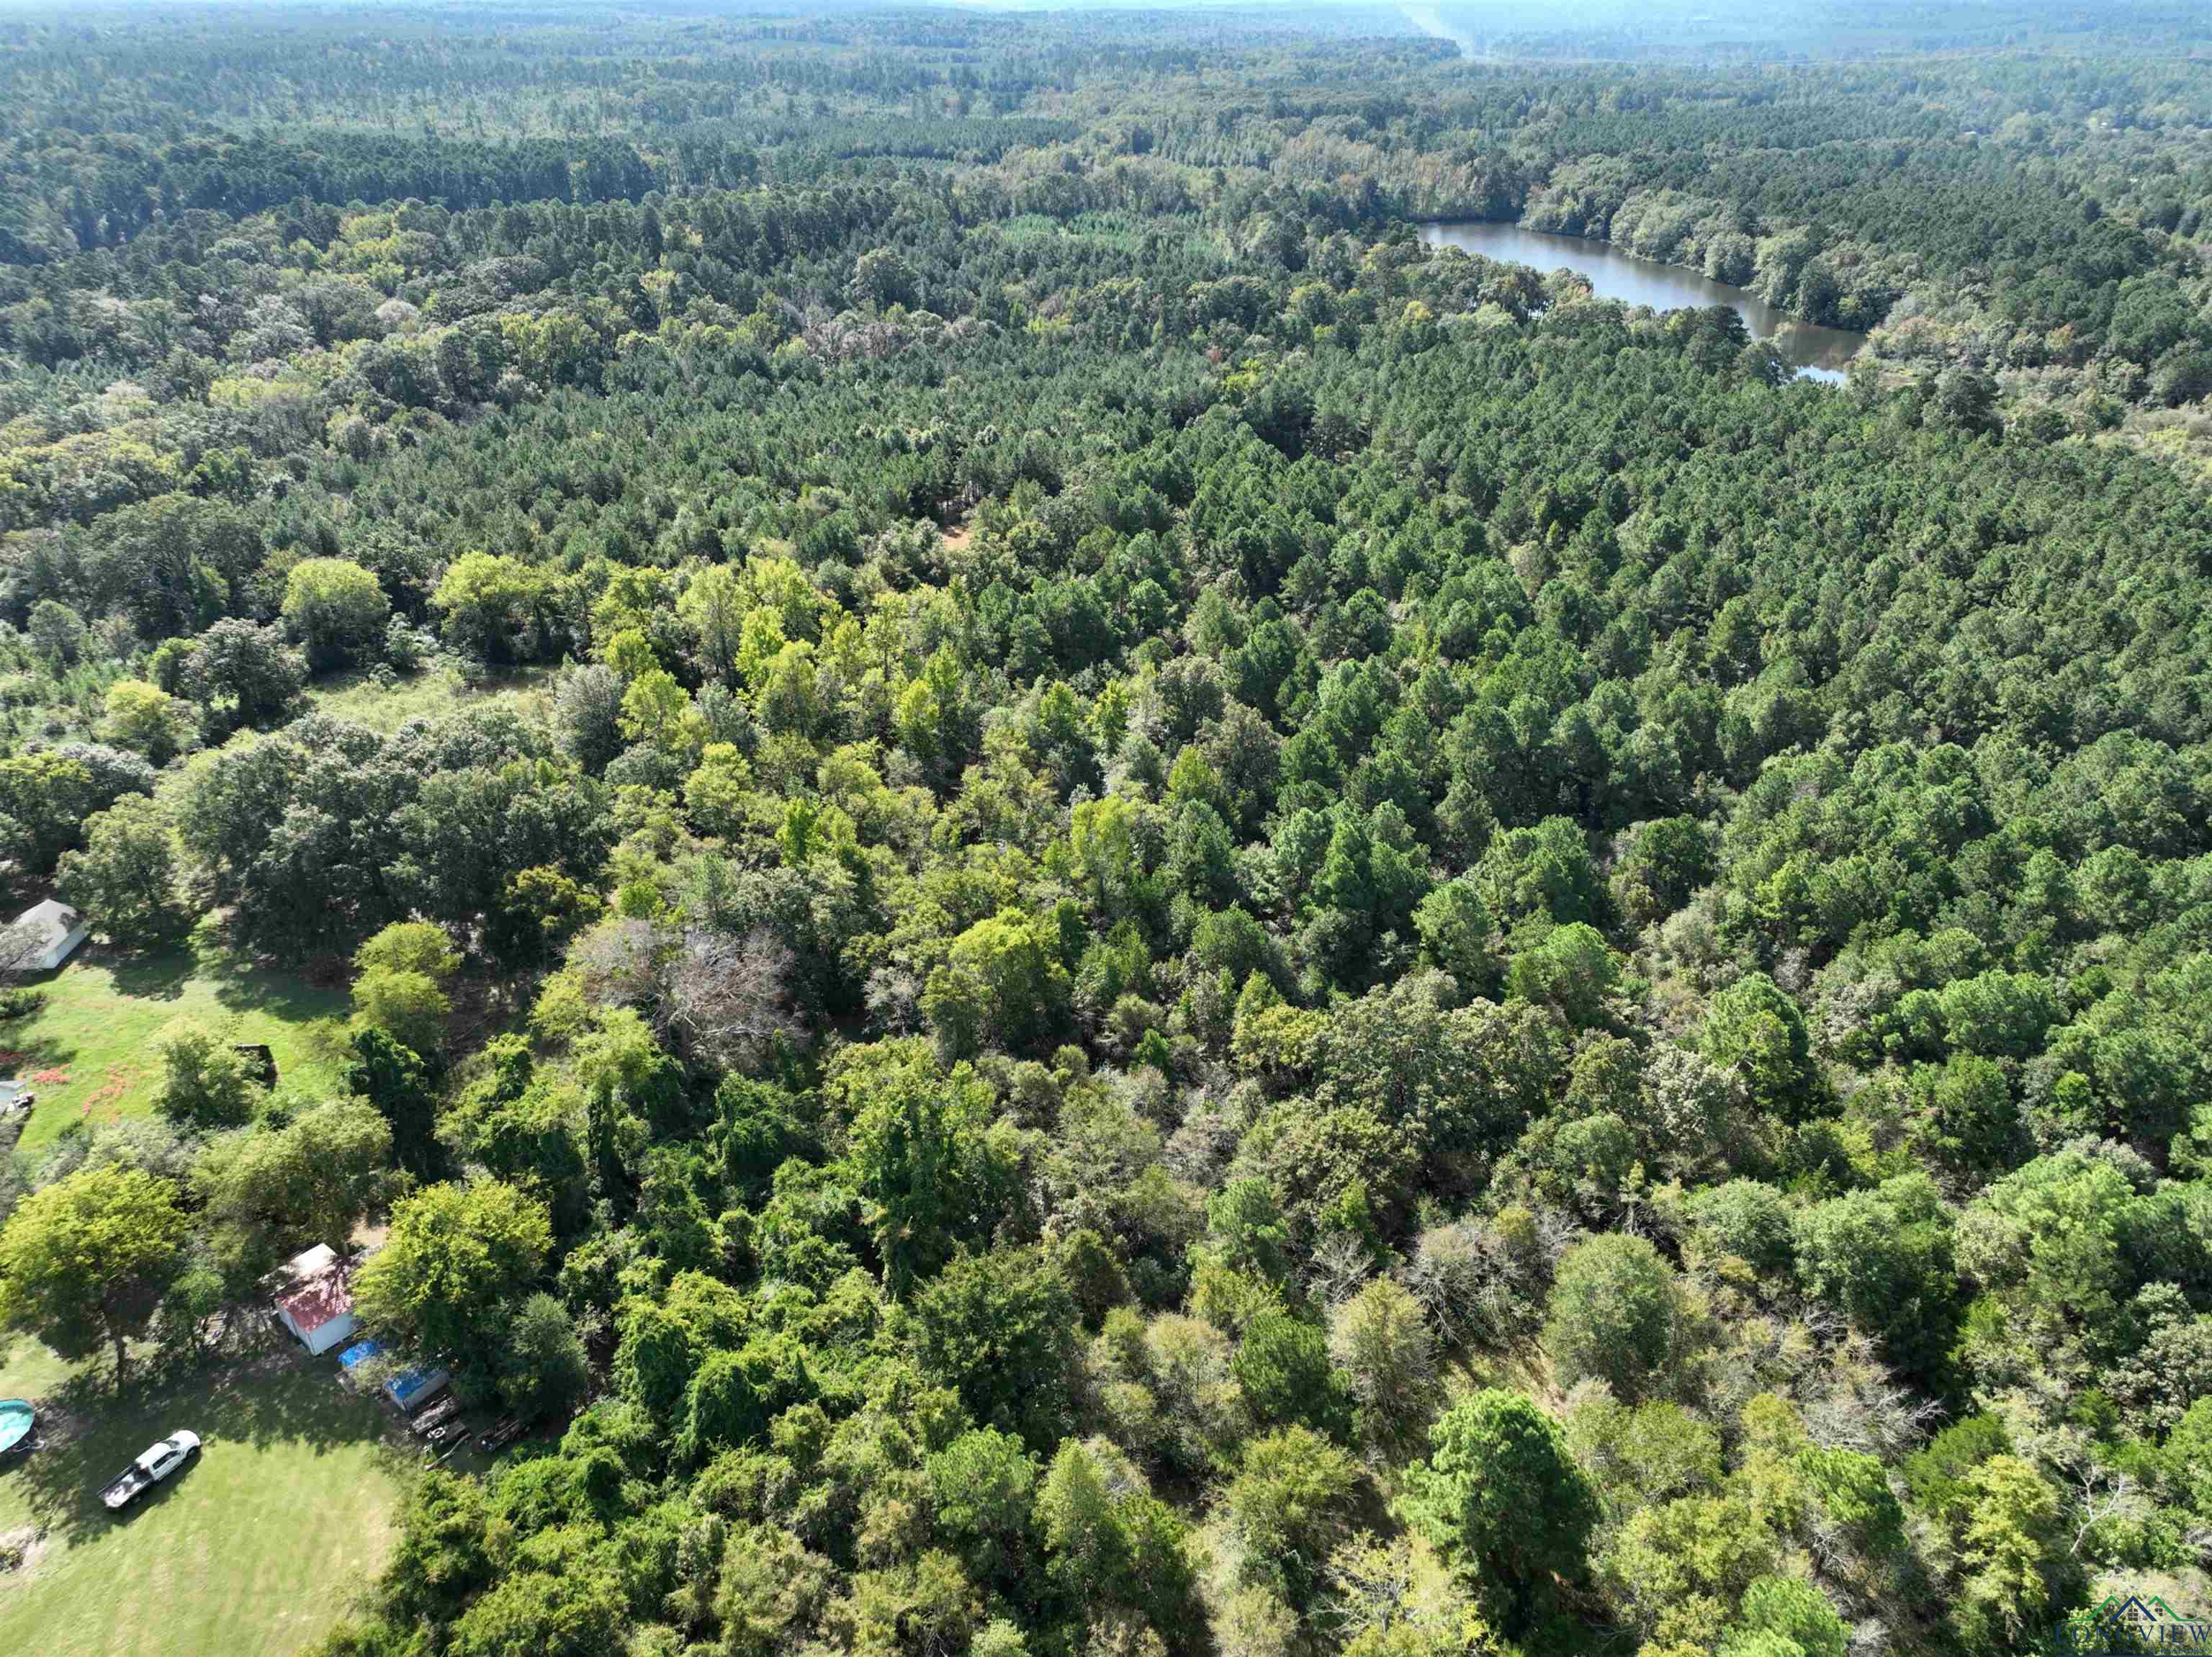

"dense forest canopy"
[0,3,2210,1656]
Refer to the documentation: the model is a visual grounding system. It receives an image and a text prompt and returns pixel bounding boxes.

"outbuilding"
[9,900,87,972]
[272,1244,361,1357]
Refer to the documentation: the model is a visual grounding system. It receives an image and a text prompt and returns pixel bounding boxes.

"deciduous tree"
[0,1166,187,1391]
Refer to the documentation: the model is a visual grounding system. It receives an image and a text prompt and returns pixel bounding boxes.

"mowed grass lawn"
[0,1335,403,1657]
[4,936,351,1157]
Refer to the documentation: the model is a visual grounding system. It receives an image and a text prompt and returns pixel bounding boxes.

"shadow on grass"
[208,964,350,1026]
[0,1026,79,1082]
[0,1337,395,1548]
[193,933,351,1025]
[104,949,197,1002]
[0,946,194,1089]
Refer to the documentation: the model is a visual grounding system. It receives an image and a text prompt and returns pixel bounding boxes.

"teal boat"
[0,1399,35,1456]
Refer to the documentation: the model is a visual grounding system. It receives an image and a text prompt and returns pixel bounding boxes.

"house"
[8,899,87,971]
[272,1244,361,1357]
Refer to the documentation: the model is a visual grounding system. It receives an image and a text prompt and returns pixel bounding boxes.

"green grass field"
[0,1335,403,1657]
[2,936,351,1157]
[304,661,557,733]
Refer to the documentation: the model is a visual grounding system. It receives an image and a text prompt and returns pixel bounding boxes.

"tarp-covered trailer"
[388,1365,451,1414]
[338,1337,451,1414]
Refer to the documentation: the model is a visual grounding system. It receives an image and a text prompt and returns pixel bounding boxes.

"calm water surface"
[1420,220,1863,383]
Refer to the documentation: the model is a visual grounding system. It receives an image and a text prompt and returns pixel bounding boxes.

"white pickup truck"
[99,1431,199,1511]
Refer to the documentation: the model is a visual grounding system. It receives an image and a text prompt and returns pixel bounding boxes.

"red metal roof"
[277,1266,354,1334]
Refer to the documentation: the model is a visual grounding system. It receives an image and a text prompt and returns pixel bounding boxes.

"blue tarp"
[336,1337,447,1411]
[336,1337,385,1372]
[389,1367,450,1412]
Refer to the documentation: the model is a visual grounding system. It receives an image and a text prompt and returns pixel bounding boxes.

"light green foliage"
[1220,1425,1364,1607]
[613,1270,749,1424]
[1507,921,1622,1028]
[433,1049,590,1224]
[153,1016,268,1129]
[431,552,559,663]
[493,864,603,957]
[1478,817,1606,929]
[923,907,1071,1059]
[1952,1455,2064,1655]
[1544,1233,1687,1403]
[349,923,460,1059]
[1683,1179,1795,1276]
[353,1180,552,1380]
[0,1165,187,1390]
[1327,1279,1439,1458]
[28,598,87,663]
[355,920,462,982]
[1797,1447,1905,1557]
[675,564,745,683]
[1956,1149,2149,1356]
[929,1428,1040,1591]
[834,1039,1022,1296]
[283,557,391,670]
[1205,1177,1292,1283]
[193,1097,392,1277]
[716,1524,835,1657]
[619,667,688,747]
[1324,1532,1488,1657]
[56,791,193,942]
[1565,1394,1724,1514]
[1717,1577,1850,1657]
[448,1563,625,1657]
[100,677,195,763]
[1033,1439,1202,1652]
[352,966,451,1060]
[1793,1172,1958,1378]
[0,749,143,872]
[1413,877,1500,992]
[1902,1413,2012,1522]
[1600,1493,1779,1641]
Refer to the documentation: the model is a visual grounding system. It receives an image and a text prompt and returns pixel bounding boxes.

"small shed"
[273,1244,359,1357]
[9,900,86,972]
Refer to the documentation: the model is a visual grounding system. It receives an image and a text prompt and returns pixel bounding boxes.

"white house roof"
[12,900,81,948]
[281,1244,341,1281]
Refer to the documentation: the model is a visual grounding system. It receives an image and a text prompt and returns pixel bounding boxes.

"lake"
[1419,220,1863,383]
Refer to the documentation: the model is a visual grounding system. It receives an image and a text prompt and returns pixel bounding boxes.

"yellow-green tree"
[0,1167,188,1393]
